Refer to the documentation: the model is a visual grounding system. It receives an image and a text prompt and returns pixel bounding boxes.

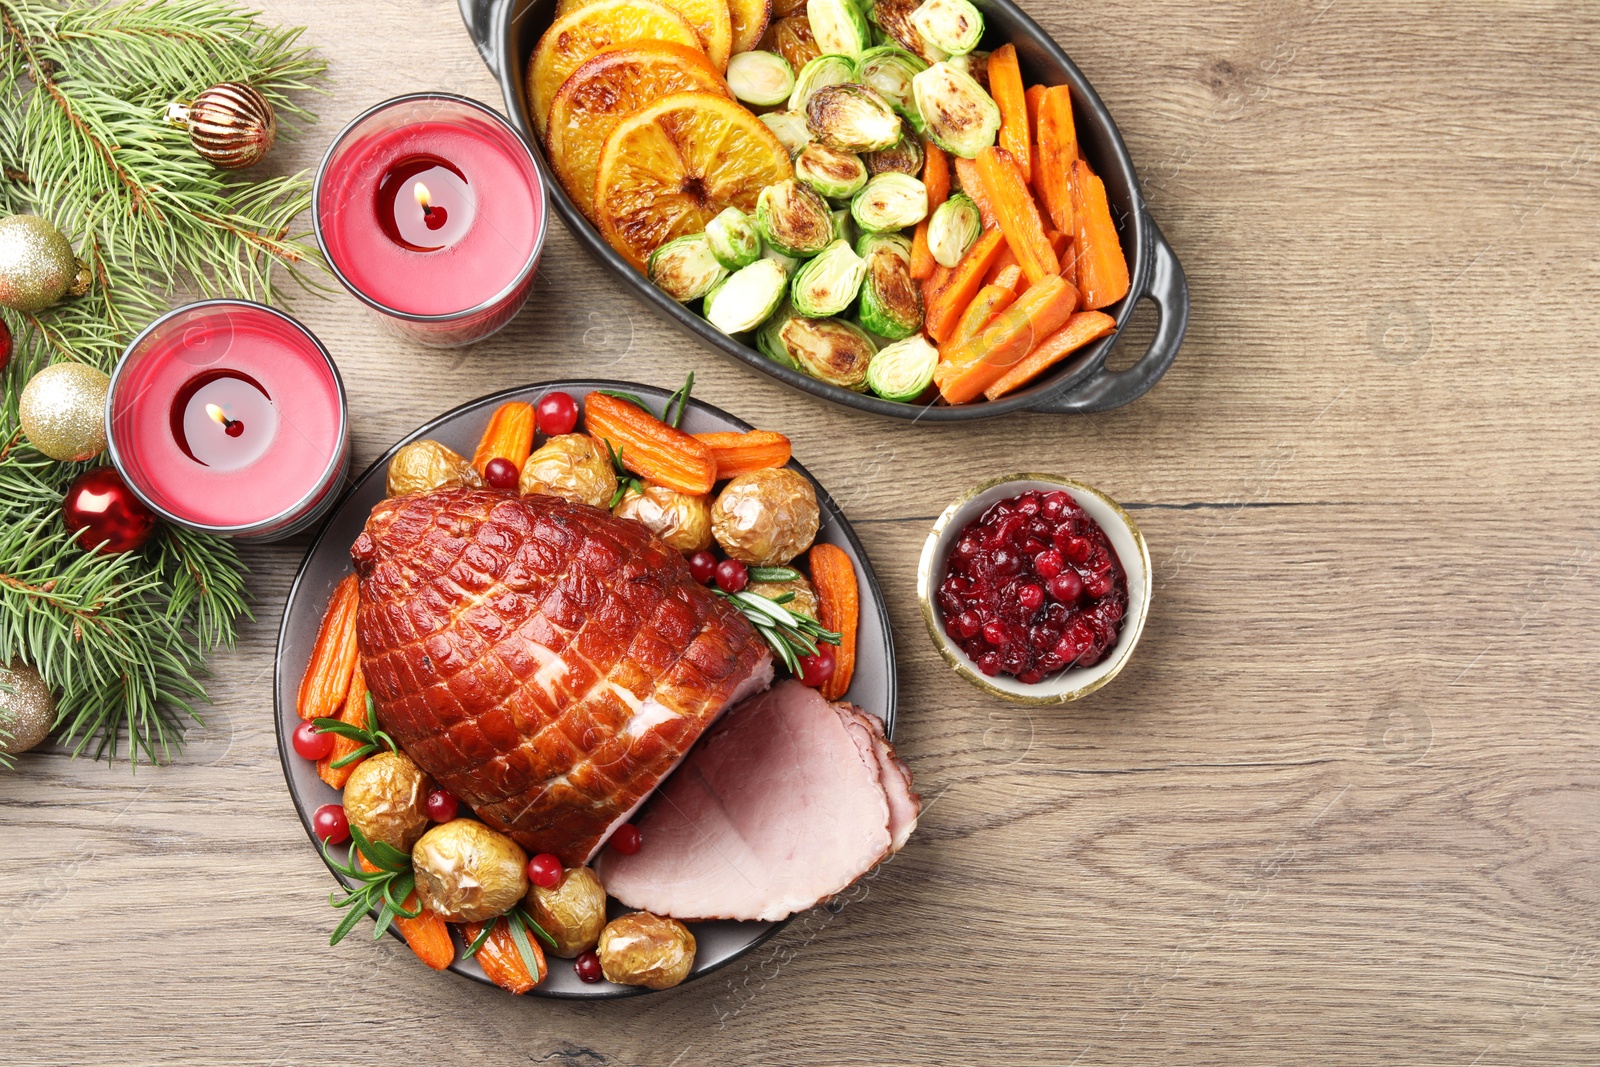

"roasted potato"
[527,865,608,958]
[411,819,529,923]
[519,434,617,507]
[342,751,430,853]
[597,912,697,989]
[613,484,713,553]
[711,468,820,566]
[746,573,819,622]
[386,440,481,497]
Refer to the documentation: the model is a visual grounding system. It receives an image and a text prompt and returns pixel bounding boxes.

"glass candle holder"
[106,300,350,542]
[314,93,546,348]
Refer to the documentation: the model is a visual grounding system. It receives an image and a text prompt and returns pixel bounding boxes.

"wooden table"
[7,1,1599,1063]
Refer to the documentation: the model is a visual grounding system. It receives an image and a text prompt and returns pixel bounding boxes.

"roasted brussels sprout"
[705,206,763,270]
[761,243,803,279]
[787,53,857,113]
[520,434,617,508]
[856,45,928,120]
[795,142,869,200]
[613,484,713,552]
[598,912,697,990]
[830,206,858,249]
[526,865,607,958]
[928,191,981,267]
[851,171,928,232]
[865,332,938,401]
[755,299,803,369]
[805,0,869,58]
[387,439,482,497]
[647,233,728,302]
[911,61,999,157]
[726,50,796,107]
[863,123,925,175]
[946,47,990,91]
[755,179,835,257]
[855,230,913,263]
[712,468,822,565]
[857,245,924,339]
[342,751,430,853]
[412,819,529,923]
[790,238,867,317]
[908,0,982,56]
[747,572,820,621]
[806,84,902,153]
[760,109,815,157]
[771,314,877,389]
[703,257,789,334]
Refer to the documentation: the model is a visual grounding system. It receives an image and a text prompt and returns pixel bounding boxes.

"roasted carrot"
[1036,86,1078,235]
[949,283,1019,348]
[584,392,716,495]
[976,147,1058,285]
[924,229,1008,344]
[1070,160,1130,309]
[694,430,791,479]
[992,264,1025,294]
[1025,84,1048,198]
[921,137,950,206]
[983,311,1119,400]
[909,220,935,280]
[297,575,359,721]
[472,401,536,475]
[356,853,455,970]
[989,45,1031,184]
[933,275,1081,404]
[464,918,546,994]
[809,544,859,702]
[952,156,999,227]
[317,666,369,789]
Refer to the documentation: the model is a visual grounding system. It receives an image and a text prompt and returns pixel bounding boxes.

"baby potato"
[711,468,821,566]
[386,440,481,497]
[597,912,697,990]
[613,484,713,553]
[411,819,529,923]
[526,865,608,958]
[342,750,430,852]
[520,434,617,507]
[746,573,819,622]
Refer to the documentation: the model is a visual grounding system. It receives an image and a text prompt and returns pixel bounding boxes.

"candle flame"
[205,403,229,427]
[414,182,432,212]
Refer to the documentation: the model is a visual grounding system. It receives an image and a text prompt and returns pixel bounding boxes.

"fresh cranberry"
[1048,571,1083,604]
[292,720,333,761]
[976,651,1002,676]
[797,645,836,687]
[425,788,459,823]
[1017,583,1044,612]
[1033,549,1063,579]
[1062,535,1092,565]
[1084,573,1113,600]
[1041,491,1070,521]
[536,391,579,436]
[715,559,749,593]
[982,620,1011,647]
[575,951,603,983]
[481,457,518,489]
[688,550,718,584]
[312,804,349,844]
[610,824,642,855]
[953,610,981,639]
[527,853,564,889]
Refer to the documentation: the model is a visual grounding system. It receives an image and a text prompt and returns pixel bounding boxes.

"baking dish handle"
[459,0,505,77]
[1026,215,1188,415]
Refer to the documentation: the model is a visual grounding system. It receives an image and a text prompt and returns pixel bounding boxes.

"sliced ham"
[597,680,919,922]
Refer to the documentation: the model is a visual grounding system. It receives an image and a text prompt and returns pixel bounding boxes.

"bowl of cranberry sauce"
[918,475,1151,703]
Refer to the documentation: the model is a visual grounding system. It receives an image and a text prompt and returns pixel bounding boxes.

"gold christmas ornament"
[0,662,56,758]
[166,82,278,170]
[20,362,110,462]
[0,214,87,313]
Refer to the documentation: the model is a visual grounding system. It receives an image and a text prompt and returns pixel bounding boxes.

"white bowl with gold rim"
[917,474,1152,704]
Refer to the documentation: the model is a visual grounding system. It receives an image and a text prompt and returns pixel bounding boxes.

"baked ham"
[350,488,773,866]
[597,680,919,922]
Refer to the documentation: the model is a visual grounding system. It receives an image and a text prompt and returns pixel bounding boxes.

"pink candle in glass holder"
[315,93,546,347]
[106,301,349,541]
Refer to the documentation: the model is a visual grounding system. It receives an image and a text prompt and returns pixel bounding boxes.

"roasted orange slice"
[757,12,820,73]
[547,43,730,221]
[556,0,732,71]
[594,92,794,269]
[527,0,703,137]
[727,0,771,55]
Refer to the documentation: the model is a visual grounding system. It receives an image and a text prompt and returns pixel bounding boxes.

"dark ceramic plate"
[274,381,897,998]
[457,0,1187,419]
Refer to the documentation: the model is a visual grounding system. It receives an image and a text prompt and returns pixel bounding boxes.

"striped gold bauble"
[165,82,278,170]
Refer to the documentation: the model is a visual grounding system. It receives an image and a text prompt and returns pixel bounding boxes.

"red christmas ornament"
[62,467,158,554]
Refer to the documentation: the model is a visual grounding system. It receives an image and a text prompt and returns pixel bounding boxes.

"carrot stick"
[949,283,1019,348]
[910,220,936,280]
[988,45,1031,184]
[317,666,369,789]
[1070,160,1130,309]
[1025,84,1047,198]
[809,544,858,701]
[472,401,536,475]
[924,229,1008,344]
[463,918,546,994]
[693,430,791,479]
[357,853,455,970]
[976,146,1058,285]
[932,275,1080,404]
[921,137,950,207]
[952,156,999,227]
[584,392,716,495]
[983,311,1118,400]
[297,575,359,721]
[1036,86,1078,235]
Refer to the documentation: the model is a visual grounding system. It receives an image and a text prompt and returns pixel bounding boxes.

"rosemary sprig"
[747,566,801,583]
[595,389,650,410]
[323,825,421,946]
[716,589,841,675]
[311,691,396,769]
[595,372,695,428]
[464,904,559,979]
[601,440,645,508]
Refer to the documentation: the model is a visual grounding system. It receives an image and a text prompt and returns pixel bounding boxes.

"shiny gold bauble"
[0,662,55,758]
[0,214,84,313]
[19,362,109,462]
[166,83,278,170]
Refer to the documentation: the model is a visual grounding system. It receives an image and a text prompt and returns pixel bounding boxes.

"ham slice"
[598,680,919,922]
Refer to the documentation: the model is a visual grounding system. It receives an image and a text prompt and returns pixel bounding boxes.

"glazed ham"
[598,680,919,922]
[350,488,773,866]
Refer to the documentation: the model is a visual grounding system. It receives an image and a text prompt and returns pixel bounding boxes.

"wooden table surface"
[7,1,1600,1063]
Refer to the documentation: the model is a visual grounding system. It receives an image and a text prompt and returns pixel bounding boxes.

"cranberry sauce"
[937,489,1128,683]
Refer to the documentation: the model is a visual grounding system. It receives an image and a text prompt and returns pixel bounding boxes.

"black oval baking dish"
[458,0,1188,419]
